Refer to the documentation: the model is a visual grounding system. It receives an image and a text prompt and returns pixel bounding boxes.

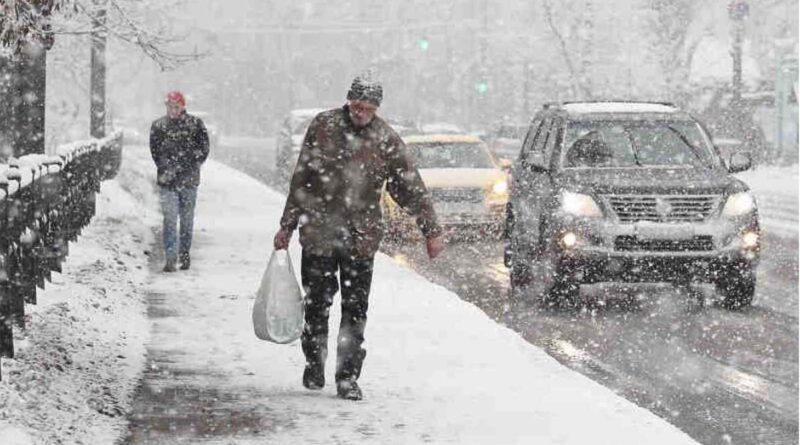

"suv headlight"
[491,180,508,196]
[561,191,603,218]
[722,192,756,217]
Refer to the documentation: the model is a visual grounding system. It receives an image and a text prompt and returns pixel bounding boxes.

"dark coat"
[280,106,441,258]
[150,113,210,189]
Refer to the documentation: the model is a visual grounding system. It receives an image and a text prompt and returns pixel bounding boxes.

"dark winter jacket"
[280,105,441,258]
[149,113,210,189]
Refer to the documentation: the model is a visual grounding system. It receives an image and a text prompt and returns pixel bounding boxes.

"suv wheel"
[508,236,534,302]
[509,249,581,308]
[509,256,548,307]
[510,261,532,288]
[544,278,580,309]
[715,262,755,310]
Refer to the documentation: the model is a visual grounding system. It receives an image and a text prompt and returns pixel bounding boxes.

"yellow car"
[383,134,510,240]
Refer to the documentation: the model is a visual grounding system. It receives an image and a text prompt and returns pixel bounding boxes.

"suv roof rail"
[542,100,677,109]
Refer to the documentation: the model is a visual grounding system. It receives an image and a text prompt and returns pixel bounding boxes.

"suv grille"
[614,235,714,252]
[604,195,720,223]
[429,188,484,203]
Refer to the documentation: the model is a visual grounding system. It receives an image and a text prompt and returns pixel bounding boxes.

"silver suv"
[505,101,760,309]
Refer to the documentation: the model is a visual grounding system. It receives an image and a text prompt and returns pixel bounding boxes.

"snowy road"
[381,234,798,445]
[213,137,799,445]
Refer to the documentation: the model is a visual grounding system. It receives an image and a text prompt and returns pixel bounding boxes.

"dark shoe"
[302,365,325,390]
[179,252,191,270]
[336,380,363,401]
[163,259,177,273]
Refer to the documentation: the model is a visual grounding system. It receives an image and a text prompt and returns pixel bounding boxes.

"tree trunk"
[13,42,47,156]
[0,55,14,139]
[90,6,108,139]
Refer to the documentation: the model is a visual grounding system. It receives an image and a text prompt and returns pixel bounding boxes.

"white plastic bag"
[252,250,304,343]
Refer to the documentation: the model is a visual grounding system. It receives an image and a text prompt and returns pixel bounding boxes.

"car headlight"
[561,191,603,218]
[491,180,508,195]
[722,192,756,217]
[740,231,759,249]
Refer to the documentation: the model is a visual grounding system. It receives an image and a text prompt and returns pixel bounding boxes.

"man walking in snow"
[273,75,445,400]
[150,91,210,272]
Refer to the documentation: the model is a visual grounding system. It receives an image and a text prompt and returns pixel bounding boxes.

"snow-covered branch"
[0,0,70,50]
[2,0,204,70]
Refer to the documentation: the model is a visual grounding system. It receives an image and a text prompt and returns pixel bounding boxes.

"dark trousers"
[300,249,374,383]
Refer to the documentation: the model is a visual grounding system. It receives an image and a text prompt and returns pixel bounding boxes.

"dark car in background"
[505,101,760,309]
[274,108,325,181]
[385,117,421,136]
[111,116,148,144]
[689,87,769,164]
[486,122,528,163]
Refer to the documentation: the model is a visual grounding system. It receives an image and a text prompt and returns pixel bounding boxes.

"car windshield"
[496,125,526,139]
[562,120,716,169]
[409,142,495,169]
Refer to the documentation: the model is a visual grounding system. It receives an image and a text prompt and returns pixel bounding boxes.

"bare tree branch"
[3,0,204,70]
[0,0,70,50]
[541,0,592,99]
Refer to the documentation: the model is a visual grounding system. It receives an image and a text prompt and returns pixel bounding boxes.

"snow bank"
[0,179,151,444]
[118,146,698,445]
[0,425,35,445]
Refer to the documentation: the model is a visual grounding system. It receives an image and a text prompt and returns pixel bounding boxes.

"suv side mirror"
[528,152,549,172]
[727,152,752,173]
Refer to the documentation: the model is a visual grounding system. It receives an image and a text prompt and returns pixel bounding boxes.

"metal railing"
[0,133,123,380]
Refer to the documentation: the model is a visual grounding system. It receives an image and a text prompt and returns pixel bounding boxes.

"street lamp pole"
[729,1,748,106]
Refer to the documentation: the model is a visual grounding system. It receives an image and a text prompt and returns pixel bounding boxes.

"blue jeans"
[159,186,198,261]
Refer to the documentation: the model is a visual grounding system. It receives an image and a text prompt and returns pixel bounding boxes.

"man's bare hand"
[425,235,445,259]
[273,228,292,250]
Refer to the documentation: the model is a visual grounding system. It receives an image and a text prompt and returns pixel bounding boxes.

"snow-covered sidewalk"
[0,180,151,445]
[119,147,698,445]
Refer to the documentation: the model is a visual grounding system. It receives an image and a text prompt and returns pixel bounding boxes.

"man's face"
[348,100,378,128]
[166,101,185,119]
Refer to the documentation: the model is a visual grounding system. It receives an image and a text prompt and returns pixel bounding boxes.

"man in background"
[150,91,210,272]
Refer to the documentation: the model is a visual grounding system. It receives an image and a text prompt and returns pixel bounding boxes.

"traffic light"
[417,37,429,51]
[476,79,489,96]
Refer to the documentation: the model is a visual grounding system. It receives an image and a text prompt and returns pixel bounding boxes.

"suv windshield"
[562,120,716,169]
[409,142,495,169]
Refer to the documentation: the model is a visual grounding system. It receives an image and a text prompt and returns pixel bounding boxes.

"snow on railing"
[0,132,123,379]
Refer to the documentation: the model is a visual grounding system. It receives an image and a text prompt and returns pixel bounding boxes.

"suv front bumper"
[548,217,760,283]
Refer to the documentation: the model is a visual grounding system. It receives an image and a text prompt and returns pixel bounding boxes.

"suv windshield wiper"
[624,128,643,167]
[666,125,710,169]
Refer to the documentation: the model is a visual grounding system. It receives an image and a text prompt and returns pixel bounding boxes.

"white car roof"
[290,108,326,118]
[420,122,464,133]
[403,134,484,145]
[561,102,680,114]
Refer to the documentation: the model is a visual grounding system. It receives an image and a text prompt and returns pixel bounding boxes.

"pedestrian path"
[121,147,697,445]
